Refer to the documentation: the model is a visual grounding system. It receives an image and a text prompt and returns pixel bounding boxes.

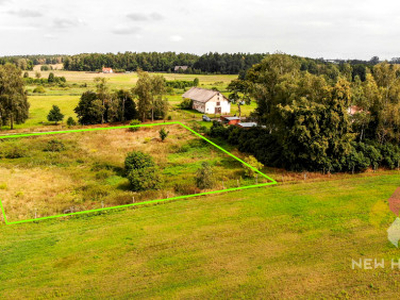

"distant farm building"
[182,87,231,114]
[220,116,241,125]
[174,66,188,72]
[102,67,113,74]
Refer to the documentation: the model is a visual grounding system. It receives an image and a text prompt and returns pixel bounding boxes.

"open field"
[0,124,268,222]
[1,70,245,131]
[1,174,400,298]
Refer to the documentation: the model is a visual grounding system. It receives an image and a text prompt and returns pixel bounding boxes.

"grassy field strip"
[0,175,399,298]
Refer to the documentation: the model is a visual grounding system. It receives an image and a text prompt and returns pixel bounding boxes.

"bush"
[0,141,27,159]
[33,86,46,93]
[195,162,215,189]
[209,121,228,138]
[159,128,169,142]
[244,155,264,178]
[129,119,141,132]
[66,117,77,127]
[127,166,162,192]
[125,151,155,171]
[44,139,66,152]
[179,98,193,109]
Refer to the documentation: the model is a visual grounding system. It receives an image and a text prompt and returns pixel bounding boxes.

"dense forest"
[0,55,64,70]
[2,51,395,75]
[214,54,400,173]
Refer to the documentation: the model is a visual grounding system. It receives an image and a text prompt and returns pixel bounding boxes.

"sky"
[0,0,399,60]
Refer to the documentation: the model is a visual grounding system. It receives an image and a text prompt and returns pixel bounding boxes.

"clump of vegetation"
[195,162,215,189]
[33,86,46,93]
[179,98,193,109]
[244,155,264,178]
[47,105,64,124]
[159,128,169,142]
[125,151,162,192]
[66,117,77,127]
[129,119,141,132]
[0,141,27,158]
[44,139,66,152]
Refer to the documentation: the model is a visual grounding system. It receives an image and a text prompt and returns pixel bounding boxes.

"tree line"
[74,71,168,125]
[217,54,400,173]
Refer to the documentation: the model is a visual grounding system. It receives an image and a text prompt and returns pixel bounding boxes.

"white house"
[102,67,113,74]
[182,87,231,114]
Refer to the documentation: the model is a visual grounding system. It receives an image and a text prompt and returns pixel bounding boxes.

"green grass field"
[2,71,242,131]
[1,174,400,298]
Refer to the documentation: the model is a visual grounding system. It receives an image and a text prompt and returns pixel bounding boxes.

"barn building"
[182,87,231,114]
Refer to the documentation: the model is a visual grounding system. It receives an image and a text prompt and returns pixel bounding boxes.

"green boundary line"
[0,122,277,225]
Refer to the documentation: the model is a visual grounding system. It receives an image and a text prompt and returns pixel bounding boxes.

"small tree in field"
[159,128,169,142]
[47,105,64,124]
[66,117,77,127]
[195,162,215,189]
[48,72,55,83]
[244,155,264,178]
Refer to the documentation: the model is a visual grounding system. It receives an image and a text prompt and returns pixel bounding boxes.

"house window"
[217,102,220,106]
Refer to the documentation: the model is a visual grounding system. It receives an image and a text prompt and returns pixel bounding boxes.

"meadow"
[2,67,400,298]
[1,174,400,298]
[3,70,246,132]
[0,124,267,222]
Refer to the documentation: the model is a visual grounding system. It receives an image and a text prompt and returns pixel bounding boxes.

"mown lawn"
[1,174,399,298]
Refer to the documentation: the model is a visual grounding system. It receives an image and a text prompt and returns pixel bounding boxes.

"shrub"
[244,155,264,178]
[129,119,141,132]
[179,98,193,109]
[33,86,46,93]
[195,162,215,189]
[159,128,169,142]
[127,166,162,192]
[44,139,66,152]
[66,117,77,127]
[209,121,228,138]
[125,151,156,171]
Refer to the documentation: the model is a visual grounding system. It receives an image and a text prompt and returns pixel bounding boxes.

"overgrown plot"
[0,123,275,223]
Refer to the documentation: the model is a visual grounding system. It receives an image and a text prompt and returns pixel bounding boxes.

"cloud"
[126,12,164,22]
[126,13,148,21]
[169,35,183,42]
[0,0,10,5]
[112,24,141,35]
[53,18,84,29]
[150,12,164,21]
[8,9,43,17]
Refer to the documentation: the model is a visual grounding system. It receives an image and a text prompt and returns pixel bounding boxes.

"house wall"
[204,94,231,114]
[192,101,206,113]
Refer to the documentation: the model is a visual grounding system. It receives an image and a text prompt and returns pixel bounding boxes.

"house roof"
[182,87,227,103]
[174,66,188,71]
[103,67,113,71]
[222,116,240,121]
[238,122,258,128]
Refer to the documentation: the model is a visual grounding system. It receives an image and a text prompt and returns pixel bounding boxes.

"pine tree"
[47,105,64,125]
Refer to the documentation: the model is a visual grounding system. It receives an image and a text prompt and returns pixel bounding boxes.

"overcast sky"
[0,0,399,60]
